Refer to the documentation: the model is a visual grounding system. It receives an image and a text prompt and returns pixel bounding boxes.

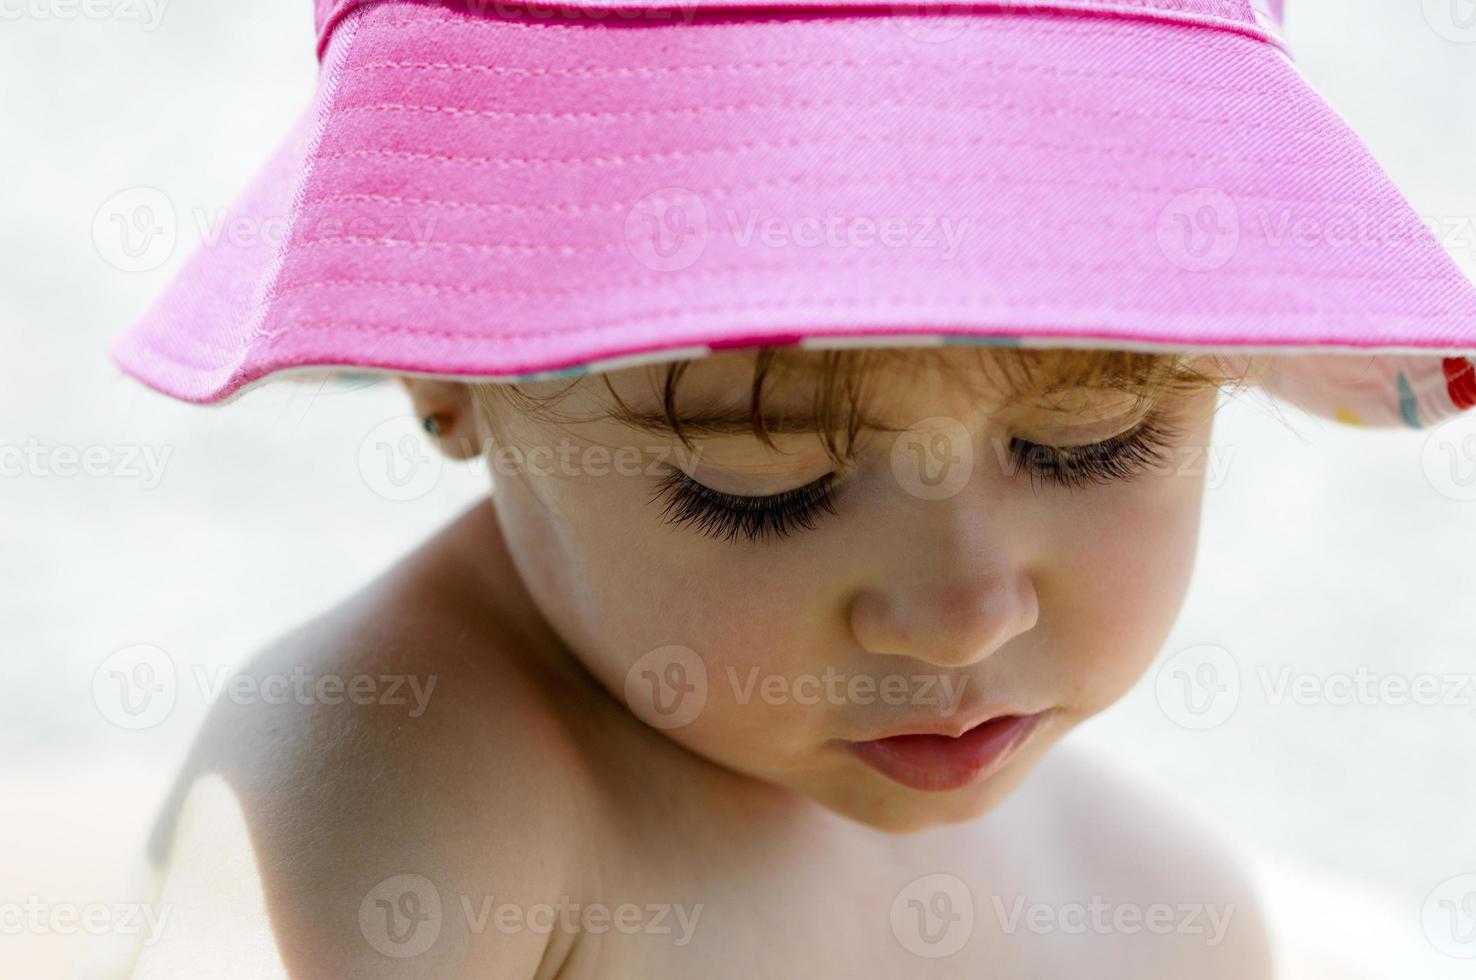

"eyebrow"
[609,408,846,438]
[606,398,1150,440]
[607,400,910,440]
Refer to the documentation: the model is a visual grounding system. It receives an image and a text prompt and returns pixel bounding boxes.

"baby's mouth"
[843,710,1049,793]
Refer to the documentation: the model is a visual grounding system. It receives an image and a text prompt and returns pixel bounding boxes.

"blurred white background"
[2,0,1475,975]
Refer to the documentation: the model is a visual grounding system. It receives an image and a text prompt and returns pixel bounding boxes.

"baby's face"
[478,349,1220,832]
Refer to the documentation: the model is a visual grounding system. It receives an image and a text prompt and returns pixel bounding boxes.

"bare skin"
[129,349,1272,978]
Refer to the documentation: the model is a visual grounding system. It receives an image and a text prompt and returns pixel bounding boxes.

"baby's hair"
[473,347,1254,464]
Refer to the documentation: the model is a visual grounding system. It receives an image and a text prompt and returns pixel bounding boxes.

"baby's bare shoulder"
[137,512,611,978]
[986,740,1274,978]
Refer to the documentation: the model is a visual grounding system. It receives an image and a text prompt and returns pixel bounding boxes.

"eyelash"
[1008,411,1181,490]
[653,411,1180,543]
[651,469,840,544]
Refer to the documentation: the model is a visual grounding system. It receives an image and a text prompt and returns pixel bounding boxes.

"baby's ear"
[398,376,486,460]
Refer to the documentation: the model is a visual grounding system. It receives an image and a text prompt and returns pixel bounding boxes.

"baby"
[106,0,1476,975]
[136,346,1274,977]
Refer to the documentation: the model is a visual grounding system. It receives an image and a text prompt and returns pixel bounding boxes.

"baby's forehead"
[537,346,1170,438]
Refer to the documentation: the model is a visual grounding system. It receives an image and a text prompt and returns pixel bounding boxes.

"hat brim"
[110,1,1476,405]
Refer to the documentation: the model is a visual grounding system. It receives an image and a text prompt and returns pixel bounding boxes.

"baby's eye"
[653,411,1182,542]
[1008,411,1181,489]
[651,469,839,544]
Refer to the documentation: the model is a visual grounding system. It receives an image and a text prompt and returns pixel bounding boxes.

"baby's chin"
[823,769,1036,834]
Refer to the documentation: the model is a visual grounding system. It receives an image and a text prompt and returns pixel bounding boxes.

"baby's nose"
[848,572,1040,670]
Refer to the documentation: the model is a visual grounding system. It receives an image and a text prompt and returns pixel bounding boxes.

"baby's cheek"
[1048,466,1208,712]
[499,470,817,741]
[616,564,823,752]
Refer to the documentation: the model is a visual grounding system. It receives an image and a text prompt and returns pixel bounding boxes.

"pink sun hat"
[109,0,1476,422]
